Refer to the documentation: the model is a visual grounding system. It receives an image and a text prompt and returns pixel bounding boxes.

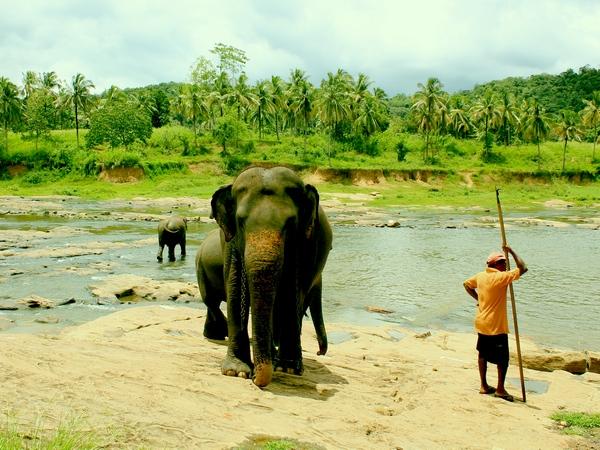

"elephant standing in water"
[197,166,332,387]
[157,216,187,262]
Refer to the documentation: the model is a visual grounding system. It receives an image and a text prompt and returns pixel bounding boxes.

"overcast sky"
[2,0,599,96]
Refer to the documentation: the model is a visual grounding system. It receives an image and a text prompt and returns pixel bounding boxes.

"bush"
[47,147,78,170]
[80,153,100,176]
[149,125,195,153]
[182,143,211,156]
[143,160,188,177]
[86,100,153,149]
[213,113,249,154]
[396,141,409,161]
[20,170,62,185]
[239,140,255,154]
[443,138,466,156]
[99,150,142,169]
[221,154,250,175]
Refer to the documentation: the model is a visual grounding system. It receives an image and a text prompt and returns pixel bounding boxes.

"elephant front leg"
[222,253,253,379]
[274,292,304,375]
[222,333,252,379]
[157,244,165,262]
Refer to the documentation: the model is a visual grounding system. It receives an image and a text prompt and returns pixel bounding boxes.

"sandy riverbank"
[1,305,598,449]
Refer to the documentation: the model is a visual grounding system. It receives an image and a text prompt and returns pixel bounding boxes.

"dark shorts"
[477,333,509,366]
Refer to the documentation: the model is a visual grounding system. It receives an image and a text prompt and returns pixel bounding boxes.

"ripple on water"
[1,210,598,351]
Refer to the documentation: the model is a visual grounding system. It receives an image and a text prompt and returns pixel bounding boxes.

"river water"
[1,201,598,352]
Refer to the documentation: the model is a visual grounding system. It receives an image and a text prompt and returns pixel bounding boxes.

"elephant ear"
[210,185,236,242]
[301,184,320,240]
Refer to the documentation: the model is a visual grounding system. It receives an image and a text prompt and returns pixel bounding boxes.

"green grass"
[551,411,600,438]
[233,435,325,450]
[1,127,598,208]
[0,415,100,450]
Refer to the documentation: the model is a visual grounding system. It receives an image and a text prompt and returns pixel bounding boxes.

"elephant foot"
[157,256,163,262]
[203,323,228,341]
[221,355,253,380]
[203,312,228,340]
[317,341,328,356]
[274,357,304,376]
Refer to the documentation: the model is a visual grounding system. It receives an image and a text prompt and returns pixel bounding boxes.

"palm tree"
[288,78,314,150]
[269,75,287,141]
[373,87,390,114]
[103,85,127,104]
[581,91,600,160]
[211,72,231,118]
[316,71,351,164]
[449,96,472,138]
[21,70,39,99]
[523,101,551,169]
[555,110,582,171]
[497,91,520,146]
[287,69,309,134]
[471,92,500,157]
[0,77,22,152]
[437,95,450,136]
[354,95,384,137]
[251,80,274,139]
[412,77,445,160]
[181,84,209,149]
[41,71,60,92]
[62,73,95,147]
[229,73,256,122]
[352,73,370,100]
[317,72,350,131]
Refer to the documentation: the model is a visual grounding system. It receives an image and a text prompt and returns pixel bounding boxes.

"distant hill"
[459,65,600,113]
[388,65,600,116]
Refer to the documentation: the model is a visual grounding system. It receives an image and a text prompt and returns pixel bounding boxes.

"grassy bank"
[1,128,598,209]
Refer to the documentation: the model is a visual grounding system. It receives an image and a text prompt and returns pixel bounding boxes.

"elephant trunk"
[245,230,284,387]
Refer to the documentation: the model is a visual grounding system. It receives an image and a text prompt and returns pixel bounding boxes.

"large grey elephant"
[157,216,187,262]
[201,166,332,387]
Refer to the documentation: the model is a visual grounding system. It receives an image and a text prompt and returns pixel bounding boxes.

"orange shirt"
[464,267,520,335]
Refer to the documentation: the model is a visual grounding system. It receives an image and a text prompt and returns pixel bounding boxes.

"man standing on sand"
[463,246,528,402]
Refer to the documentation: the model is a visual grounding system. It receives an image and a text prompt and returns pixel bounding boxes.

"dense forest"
[1,43,599,178]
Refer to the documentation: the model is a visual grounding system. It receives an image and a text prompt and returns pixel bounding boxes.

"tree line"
[1,43,599,171]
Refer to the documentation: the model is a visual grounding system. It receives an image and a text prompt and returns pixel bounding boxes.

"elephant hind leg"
[203,298,228,340]
[198,271,228,340]
[168,245,176,262]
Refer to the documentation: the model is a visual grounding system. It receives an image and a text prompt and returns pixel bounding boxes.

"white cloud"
[1,0,598,95]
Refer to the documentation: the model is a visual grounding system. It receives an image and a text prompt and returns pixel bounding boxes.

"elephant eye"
[260,187,275,196]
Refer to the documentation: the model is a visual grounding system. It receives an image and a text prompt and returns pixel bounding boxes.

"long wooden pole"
[495,187,526,403]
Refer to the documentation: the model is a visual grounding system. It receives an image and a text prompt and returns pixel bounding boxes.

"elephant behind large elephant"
[200,166,332,387]
[195,228,227,340]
